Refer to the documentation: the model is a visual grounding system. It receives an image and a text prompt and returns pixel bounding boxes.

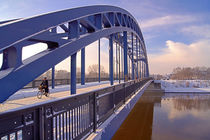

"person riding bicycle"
[40,77,49,95]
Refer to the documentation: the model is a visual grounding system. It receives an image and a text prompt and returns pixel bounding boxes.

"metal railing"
[24,78,117,89]
[0,78,151,140]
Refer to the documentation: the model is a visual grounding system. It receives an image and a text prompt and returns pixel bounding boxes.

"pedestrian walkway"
[0,81,120,113]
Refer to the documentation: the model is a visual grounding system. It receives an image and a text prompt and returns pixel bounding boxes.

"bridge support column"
[109,35,114,85]
[143,62,145,78]
[139,41,141,79]
[140,61,141,79]
[98,39,101,83]
[52,66,55,89]
[81,48,85,85]
[123,31,128,81]
[116,41,118,80]
[118,42,121,83]
[136,37,138,79]
[131,33,134,80]
[142,62,144,78]
[71,53,77,94]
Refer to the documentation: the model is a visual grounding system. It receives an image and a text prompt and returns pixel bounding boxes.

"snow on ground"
[155,80,210,93]
[8,81,117,101]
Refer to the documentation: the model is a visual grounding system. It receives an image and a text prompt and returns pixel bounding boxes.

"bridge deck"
[0,81,119,113]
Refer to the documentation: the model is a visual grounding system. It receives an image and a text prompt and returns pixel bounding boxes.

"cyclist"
[40,77,49,96]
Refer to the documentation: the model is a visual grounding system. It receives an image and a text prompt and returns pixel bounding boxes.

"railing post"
[93,92,97,132]
[32,80,35,88]
[39,107,44,140]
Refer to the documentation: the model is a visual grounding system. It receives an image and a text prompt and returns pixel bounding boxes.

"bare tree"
[171,66,210,80]
[88,64,108,78]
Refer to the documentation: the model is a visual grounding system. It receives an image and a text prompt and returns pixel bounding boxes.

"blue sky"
[1,0,210,74]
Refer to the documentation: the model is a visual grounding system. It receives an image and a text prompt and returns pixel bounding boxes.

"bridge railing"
[23,77,125,89]
[0,78,151,140]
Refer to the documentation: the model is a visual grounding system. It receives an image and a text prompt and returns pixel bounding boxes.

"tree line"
[171,67,210,80]
[37,64,109,80]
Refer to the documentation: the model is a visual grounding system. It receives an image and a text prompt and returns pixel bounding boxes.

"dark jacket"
[41,80,48,87]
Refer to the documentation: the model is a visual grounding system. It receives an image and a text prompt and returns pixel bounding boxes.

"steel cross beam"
[0,5,149,102]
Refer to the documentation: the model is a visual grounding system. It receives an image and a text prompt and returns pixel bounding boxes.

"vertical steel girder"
[98,39,101,83]
[81,48,85,85]
[71,53,77,94]
[143,63,145,78]
[109,35,114,85]
[123,31,128,81]
[139,40,141,79]
[51,66,55,89]
[116,42,118,80]
[118,41,121,83]
[136,36,138,79]
[69,20,79,94]
[140,61,142,79]
[131,33,134,80]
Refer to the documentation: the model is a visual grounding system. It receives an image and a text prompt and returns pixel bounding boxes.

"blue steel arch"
[0,5,149,103]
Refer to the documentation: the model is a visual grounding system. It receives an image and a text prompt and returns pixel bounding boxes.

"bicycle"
[37,85,50,99]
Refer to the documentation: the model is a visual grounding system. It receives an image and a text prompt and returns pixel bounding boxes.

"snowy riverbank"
[155,80,210,93]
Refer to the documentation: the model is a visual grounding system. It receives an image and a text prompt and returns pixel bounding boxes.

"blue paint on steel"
[71,53,77,94]
[0,5,149,103]
[131,33,134,80]
[136,36,138,79]
[123,31,128,81]
[52,66,55,89]
[81,48,85,85]
[116,41,118,80]
[143,62,145,78]
[109,35,114,85]
[140,61,141,79]
[118,40,121,83]
[98,39,101,83]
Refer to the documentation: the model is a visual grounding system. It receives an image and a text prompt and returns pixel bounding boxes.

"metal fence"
[0,78,151,140]
[24,78,116,89]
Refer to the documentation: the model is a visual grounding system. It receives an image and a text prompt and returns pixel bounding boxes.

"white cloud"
[182,24,210,38]
[140,15,197,29]
[148,39,210,74]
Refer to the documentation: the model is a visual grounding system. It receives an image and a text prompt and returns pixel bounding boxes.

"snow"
[7,80,118,101]
[155,80,210,93]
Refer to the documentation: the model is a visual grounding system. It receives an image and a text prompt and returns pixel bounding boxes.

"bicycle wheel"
[37,91,42,99]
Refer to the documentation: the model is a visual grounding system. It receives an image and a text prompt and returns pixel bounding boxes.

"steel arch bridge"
[0,5,149,103]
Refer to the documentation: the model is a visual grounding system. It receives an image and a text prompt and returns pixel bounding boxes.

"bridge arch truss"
[0,5,149,102]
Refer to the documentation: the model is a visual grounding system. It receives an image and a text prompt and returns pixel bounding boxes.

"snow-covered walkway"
[0,80,120,113]
[7,80,117,101]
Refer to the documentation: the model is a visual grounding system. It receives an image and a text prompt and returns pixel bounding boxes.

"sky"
[0,0,210,74]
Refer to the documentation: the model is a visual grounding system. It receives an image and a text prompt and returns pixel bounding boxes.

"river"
[113,91,210,140]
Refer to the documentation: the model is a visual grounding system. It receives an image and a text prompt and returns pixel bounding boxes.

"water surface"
[113,92,210,140]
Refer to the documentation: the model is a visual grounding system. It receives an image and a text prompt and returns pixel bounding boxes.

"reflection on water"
[113,92,210,140]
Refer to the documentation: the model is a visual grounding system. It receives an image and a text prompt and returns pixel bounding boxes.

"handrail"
[0,78,151,140]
